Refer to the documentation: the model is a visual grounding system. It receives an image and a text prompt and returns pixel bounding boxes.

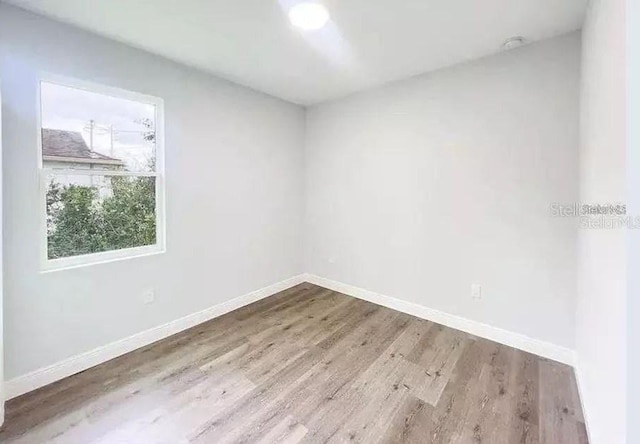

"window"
[39,76,165,270]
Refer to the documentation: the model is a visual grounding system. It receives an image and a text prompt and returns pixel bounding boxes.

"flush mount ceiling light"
[288,2,330,31]
[503,36,526,50]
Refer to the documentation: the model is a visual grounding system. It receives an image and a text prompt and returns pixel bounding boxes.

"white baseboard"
[303,274,576,366]
[4,274,306,400]
[5,272,576,401]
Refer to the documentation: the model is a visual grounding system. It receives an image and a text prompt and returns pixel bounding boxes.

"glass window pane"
[46,174,157,259]
[41,81,156,173]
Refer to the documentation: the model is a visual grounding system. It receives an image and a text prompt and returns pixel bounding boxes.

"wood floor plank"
[454,343,516,444]
[508,350,540,444]
[418,337,498,443]
[0,284,587,444]
[382,395,436,443]
[256,415,307,444]
[539,359,587,444]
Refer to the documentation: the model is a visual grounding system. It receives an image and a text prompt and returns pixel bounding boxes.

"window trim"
[38,74,166,272]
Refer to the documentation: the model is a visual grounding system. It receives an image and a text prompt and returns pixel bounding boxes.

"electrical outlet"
[142,289,155,305]
[471,283,482,300]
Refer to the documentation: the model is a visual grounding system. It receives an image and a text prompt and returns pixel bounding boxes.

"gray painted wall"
[304,33,581,349]
[0,4,306,380]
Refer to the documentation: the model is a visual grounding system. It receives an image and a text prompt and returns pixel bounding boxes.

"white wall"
[1,75,5,424]
[628,0,639,441]
[304,33,581,349]
[577,0,627,442]
[0,4,305,380]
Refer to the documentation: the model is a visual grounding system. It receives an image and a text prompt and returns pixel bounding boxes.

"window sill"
[40,245,165,273]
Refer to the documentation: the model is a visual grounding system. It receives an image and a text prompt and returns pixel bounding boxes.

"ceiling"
[5,0,587,105]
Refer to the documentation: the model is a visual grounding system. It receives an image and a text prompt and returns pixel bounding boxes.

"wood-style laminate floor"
[0,283,588,443]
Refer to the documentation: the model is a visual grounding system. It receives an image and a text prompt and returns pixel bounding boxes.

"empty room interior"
[0,0,634,443]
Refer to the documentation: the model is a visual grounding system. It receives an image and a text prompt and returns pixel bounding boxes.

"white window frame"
[38,74,166,272]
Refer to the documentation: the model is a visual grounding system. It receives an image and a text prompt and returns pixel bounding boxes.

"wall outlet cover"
[142,290,155,305]
[471,283,482,300]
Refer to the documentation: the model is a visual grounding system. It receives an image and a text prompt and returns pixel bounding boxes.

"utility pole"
[88,120,94,151]
[109,125,114,157]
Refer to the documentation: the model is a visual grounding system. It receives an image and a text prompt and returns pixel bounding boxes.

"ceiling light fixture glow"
[288,3,330,31]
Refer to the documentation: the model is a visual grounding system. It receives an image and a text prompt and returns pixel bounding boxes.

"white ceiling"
[5,0,587,105]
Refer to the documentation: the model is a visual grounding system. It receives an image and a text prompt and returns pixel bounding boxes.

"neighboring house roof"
[42,128,124,166]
